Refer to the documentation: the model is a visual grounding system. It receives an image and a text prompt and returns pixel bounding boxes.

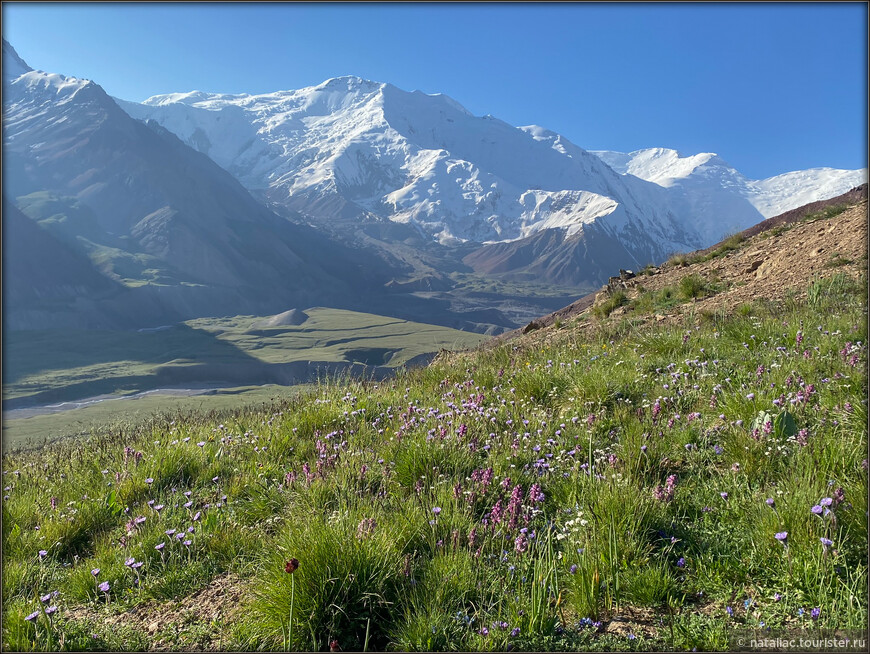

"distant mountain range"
[117,76,866,287]
[3,39,866,330]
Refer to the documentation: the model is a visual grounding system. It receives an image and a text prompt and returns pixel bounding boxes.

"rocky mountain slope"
[2,40,398,330]
[501,183,867,342]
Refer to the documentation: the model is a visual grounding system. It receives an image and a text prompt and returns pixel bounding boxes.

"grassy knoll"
[1,273,866,651]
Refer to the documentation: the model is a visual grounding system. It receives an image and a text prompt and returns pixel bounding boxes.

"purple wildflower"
[91,568,100,577]
[765,498,775,509]
[45,605,58,616]
[155,542,165,551]
[25,611,40,622]
[775,531,788,545]
[98,581,110,593]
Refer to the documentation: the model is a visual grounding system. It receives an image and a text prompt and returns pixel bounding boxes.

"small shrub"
[678,274,708,300]
[666,253,690,268]
[593,290,628,319]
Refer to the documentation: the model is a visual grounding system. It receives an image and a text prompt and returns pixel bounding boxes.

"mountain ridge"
[116,72,866,288]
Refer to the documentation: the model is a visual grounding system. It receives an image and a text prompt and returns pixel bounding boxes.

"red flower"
[330,639,340,651]
[284,558,299,574]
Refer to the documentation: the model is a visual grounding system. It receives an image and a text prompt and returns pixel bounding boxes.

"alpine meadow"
[2,4,868,652]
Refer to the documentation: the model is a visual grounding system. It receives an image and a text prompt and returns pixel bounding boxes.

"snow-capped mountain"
[116,76,866,288]
[593,147,867,240]
[115,79,708,265]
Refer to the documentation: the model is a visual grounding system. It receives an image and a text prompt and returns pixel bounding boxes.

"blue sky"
[3,2,866,179]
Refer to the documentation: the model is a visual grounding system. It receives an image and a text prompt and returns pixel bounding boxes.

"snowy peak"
[592,148,728,187]
[593,147,868,221]
[3,38,33,80]
[748,167,869,218]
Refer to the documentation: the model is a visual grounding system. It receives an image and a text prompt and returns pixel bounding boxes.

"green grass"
[593,290,628,319]
[2,272,866,651]
[1,385,313,451]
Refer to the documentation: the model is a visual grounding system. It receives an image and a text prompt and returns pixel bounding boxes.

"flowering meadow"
[2,272,866,651]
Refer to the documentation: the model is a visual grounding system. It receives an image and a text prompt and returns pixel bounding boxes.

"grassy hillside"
[2,268,865,651]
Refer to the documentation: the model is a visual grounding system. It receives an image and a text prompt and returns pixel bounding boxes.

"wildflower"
[720,492,728,500]
[726,606,733,616]
[765,498,775,509]
[183,540,192,547]
[25,610,40,622]
[40,593,52,603]
[478,627,489,636]
[155,542,165,551]
[145,478,154,484]
[811,505,823,516]
[284,558,299,574]
[98,581,110,593]
[38,550,47,559]
[165,529,176,536]
[510,627,521,637]
[125,558,135,567]
[677,557,686,568]
[569,564,577,574]
[330,639,340,652]
[432,506,441,515]
[91,568,100,577]
[811,607,821,621]
[45,605,58,616]
[819,497,833,507]
[775,531,788,546]
[193,511,201,521]
[820,537,834,549]
[773,593,782,602]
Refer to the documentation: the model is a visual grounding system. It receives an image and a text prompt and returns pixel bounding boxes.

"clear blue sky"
[3,2,867,179]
